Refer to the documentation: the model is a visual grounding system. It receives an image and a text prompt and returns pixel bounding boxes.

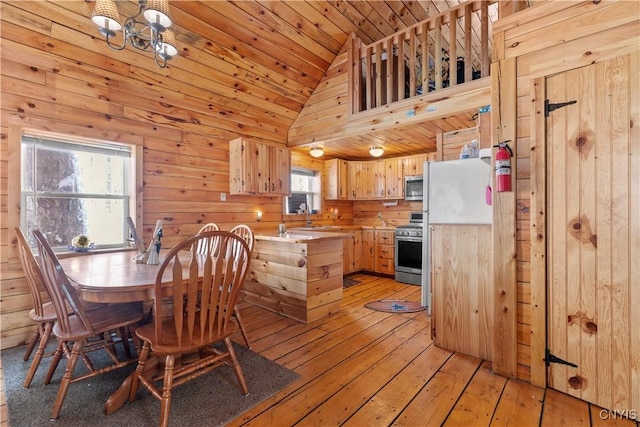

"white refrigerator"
[421,158,493,312]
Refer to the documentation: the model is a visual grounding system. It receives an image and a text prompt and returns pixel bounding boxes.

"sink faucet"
[305,209,312,226]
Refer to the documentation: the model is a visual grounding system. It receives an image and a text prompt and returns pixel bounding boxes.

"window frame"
[20,135,135,251]
[284,167,322,216]
[7,117,144,257]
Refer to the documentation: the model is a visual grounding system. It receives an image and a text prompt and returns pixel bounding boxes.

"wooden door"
[546,53,639,413]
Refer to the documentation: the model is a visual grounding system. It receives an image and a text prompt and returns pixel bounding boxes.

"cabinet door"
[229,137,259,194]
[342,236,356,274]
[269,145,291,195]
[348,162,369,199]
[256,143,271,194]
[370,161,386,198]
[384,158,403,198]
[403,153,430,177]
[325,159,348,200]
[361,229,375,271]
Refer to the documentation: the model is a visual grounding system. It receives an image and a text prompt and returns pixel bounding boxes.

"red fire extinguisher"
[494,141,513,192]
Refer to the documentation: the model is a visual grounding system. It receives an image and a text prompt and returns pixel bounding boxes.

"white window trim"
[7,116,144,261]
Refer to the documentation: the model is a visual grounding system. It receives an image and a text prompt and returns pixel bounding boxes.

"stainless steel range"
[394,212,423,286]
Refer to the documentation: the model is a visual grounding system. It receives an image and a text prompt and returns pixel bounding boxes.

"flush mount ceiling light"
[309,146,324,158]
[91,0,177,68]
[369,146,384,157]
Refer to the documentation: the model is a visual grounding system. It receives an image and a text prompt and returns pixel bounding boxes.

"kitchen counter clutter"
[243,230,350,323]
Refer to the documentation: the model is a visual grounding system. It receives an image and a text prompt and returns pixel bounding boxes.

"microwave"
[404,175,423,201]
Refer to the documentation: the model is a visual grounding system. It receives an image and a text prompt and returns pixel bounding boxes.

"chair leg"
[23,321,53,388]
[224,337,248,395]
[50,340,82,420]
[128,341,151,402]
[44,340,64,385]
[233,306,252,349]
[159,354,175,427]
[23,325,41,361]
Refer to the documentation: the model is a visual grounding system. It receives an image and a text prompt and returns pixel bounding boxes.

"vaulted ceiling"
[166,1,498,160]
[3,1,499,160]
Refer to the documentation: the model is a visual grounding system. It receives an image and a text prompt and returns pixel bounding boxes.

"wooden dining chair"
[32,230,145,421]
[128,231,252,427]
[15,227,62,388]
[229,224,255,349]
[195,222,220,255]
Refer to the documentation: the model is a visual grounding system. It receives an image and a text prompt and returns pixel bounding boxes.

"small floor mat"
[364,299,425,313]
[343,276,361,288]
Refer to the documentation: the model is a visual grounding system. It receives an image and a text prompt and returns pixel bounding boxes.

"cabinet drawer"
[376,244,394,260]
[375,257,395,275]
[376,231,394,245]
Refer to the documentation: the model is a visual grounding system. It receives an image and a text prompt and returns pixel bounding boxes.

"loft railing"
[348,0,527,115]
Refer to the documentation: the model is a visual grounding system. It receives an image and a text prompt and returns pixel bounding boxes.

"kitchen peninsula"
[242,230,351,323]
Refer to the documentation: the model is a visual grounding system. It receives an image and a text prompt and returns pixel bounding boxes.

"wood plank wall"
[0,1,351,350]
[491,0,640,385]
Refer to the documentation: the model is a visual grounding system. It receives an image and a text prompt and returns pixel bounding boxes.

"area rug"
[343,276,361,288]
[2,341,299,427]
[364,299,425,313]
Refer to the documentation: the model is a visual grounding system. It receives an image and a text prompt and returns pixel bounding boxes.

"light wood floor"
[2,274,638,426]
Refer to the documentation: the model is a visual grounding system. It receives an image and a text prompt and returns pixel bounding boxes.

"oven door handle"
[395,237,423,243]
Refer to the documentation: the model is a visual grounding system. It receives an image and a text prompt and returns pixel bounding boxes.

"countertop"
[254,230,353,243]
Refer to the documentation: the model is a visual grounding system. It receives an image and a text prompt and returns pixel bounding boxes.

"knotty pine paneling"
[0,1,289,349]
[494,0,640,388]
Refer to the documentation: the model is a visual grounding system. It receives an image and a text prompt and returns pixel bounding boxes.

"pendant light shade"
[156,29,178,59]
[91,0,122,35]
[369,146,384,157]
[143,0,172,31]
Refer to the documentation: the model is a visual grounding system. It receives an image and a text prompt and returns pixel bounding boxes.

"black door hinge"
[545,349,578,368]
[545,99,577,117]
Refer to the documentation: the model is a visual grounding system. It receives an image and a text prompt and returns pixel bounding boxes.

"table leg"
[104,357,158,415]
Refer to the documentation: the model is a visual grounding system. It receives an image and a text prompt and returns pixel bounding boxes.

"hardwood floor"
[2,274,638,426]
[225,273,638,427]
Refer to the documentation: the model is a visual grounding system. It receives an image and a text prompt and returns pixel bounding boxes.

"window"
[21,135,136,250]
[285,168,321,215]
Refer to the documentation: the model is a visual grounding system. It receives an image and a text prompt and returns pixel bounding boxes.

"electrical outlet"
[220,192,227,201]
[378,212,383,219]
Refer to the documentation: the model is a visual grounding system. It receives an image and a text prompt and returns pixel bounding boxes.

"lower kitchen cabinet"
[343,230,362,274]
[361,229,394,275]
[375,230,394,275]
[360,229,375,271]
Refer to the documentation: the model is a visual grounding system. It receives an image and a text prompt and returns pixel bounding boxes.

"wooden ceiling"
[166,0,494,160]
[3,1,497,160]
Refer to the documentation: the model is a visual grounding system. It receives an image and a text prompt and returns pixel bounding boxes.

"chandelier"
[91,0,178,68]
[369,146,384,157]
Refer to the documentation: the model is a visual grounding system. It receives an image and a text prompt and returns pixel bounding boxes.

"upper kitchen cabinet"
[229,137,291,196]
[403,153,435,177]
[384,158,404,199]
[324,158,349,200]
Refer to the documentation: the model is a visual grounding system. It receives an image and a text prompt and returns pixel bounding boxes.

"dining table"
[59,249,186,415]
[59,250,160,304]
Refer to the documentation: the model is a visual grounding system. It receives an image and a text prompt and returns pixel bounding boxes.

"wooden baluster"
[449,10,457,87]
[420,21,429,94]
[408,27,417,98]
[464,3,473,83]
[435,16,442,91]
[481,1,490,78]
[374,43,382,108]
[385,37,393,105]
[396,34,404,102]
